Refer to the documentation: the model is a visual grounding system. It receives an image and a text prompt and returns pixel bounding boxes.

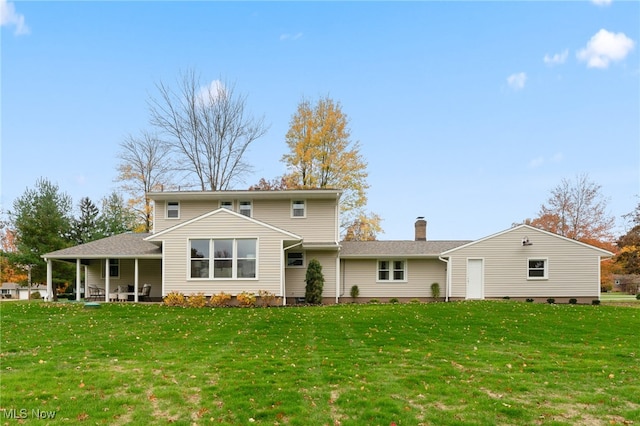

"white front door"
[466,258,484,299]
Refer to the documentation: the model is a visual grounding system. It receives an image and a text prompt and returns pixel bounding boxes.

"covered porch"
[42,233,163,302]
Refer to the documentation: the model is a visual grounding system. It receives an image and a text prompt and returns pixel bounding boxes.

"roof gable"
[145,208,302,241]
[441,224,613,256]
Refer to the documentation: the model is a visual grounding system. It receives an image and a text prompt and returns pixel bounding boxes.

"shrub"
[526,298,534,303]
[592,299,601,305]
[209,292,231,307]
[305,259,325,305]
[237,291,256,307]
[636,294,640,300]
[31,291,41,300]
[410,298,421,304]
[431,282,440,299]
[350,285,360,299]
[187,292,207,308]
[569,298,578,305]
[368,298,380,304]
[503,296,511,300]
[163,291,186,306]
[389,298,399,304]
[547,298,555,304]
[258,290,278,307]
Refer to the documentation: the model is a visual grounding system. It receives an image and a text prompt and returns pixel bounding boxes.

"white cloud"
[0,0,29,35]
[543,49,569,66]
[577,29,635,69]
[196,80,226,106]
[591,0,612,6]
[280,32,303,41]
[507,72,527,90]
[528,152,564,169]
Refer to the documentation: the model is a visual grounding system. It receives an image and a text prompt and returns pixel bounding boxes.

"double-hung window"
[189,239,257,279]
[220,201,233,210]
[101,259,120,279]
[167,201,180,218]
[292,200,305,218]
[378,260,406,282]
[239,201,252,217]
[527,258,548,280]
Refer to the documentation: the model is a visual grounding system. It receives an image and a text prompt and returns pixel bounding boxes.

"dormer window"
[292,200,305,218]
[167,201,180,219]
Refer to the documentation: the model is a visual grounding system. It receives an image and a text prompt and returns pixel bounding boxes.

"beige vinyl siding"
[284,250,339,298]
[341,258,446,298]
[448,227,603,298]
[154,198,337,243]
[159,212,288,296]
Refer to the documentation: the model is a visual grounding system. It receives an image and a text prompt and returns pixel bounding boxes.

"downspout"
[283,241,303,306]
[439,256,450,302]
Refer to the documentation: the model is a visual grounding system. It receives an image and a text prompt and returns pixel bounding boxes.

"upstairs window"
[377,260,406,282]
[220,201,233,210]
[167,201,180,219]
[292,200,305,218]
[239,201,252,217]
[527,259,548,280]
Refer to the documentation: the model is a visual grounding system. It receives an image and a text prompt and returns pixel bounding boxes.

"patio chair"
[87,286,105,301]
[139,284,152,302]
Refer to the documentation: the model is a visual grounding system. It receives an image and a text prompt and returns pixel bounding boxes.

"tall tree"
[148,69,268,191]
[116,131,173,232]
[282,96,380,236]
[614,201,640,275]
[0,222,28,283]
[344,213,383,241]
[7,178,74,285]
[71,197,102,245]
[99,191,138,236]
[531,173,615,246]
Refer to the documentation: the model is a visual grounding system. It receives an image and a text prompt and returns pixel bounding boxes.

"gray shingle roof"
[339,240,472,258]
[43,233,162,259]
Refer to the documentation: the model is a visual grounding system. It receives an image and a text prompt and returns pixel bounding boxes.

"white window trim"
[166,201,180,219]
[188,238,258,281]
[291,200,306,218]
[376,259,408,283]
[101,259,120,279]
[527,257,548,280]
[239,201,252,217]
[286,252,305,268]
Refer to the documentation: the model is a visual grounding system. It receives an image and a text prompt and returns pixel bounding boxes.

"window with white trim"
[239,201,252,217]
[167,201,180,218]
[220,201,233,210]
[527,258,548,279]
[286,252,304,268]
[292,200,305,217]
[189,239,257,279]
[101,259,120,278]
[378,260,406,282]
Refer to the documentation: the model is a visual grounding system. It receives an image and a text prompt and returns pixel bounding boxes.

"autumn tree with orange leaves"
[0,224,28,284]
[282,96,382,238]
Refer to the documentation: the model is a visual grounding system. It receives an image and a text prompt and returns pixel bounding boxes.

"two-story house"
[43,189,612,304]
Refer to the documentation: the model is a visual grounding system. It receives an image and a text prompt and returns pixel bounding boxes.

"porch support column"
[46,258,53,301]
[105,258,110,303]
[84,265,88,299]
[76,259,82,301]
[134,258,139,302]
[335,254,340,304]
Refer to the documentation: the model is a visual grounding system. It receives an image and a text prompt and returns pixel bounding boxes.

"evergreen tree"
[304,258,324,304]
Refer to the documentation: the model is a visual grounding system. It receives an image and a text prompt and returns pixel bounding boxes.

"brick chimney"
[415,217,427,241]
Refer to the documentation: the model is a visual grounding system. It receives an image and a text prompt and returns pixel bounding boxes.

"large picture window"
[527,258,548,279]
[378,260,406,282]
[189,239,257,279]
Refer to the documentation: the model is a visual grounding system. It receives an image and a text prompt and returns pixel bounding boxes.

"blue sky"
[2,1,638,241]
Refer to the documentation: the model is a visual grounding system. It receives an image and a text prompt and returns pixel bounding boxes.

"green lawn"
[1,301,638,425]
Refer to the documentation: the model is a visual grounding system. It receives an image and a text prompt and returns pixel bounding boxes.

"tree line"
[1,69,637,291]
